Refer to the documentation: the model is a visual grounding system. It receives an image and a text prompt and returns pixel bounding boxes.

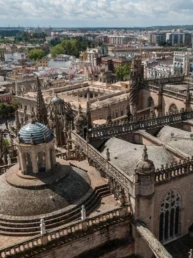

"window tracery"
[159,190,180,243]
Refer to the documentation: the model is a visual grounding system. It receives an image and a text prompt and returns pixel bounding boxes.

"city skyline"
[0,0,193,28]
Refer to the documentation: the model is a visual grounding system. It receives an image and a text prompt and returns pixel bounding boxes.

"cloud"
[0,0,193,26]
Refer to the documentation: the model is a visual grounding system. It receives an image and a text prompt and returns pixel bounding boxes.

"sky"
[0,0,193,27]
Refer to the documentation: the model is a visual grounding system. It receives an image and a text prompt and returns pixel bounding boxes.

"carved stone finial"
[78,104,82,114]
[7,154,11,165]
[81,205,86,221]
[189,249,193,258]
[106,148,110,161]
[40,218,46,235]
[142,145,148,161]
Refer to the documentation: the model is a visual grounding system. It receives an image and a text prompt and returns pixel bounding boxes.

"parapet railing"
[89,109,193,140]
[0,207,129,258]
[145,75,184,84]
[147,83,187,101]
[154,157,193,184]
[72,132,193,187]
[72,132,134,195]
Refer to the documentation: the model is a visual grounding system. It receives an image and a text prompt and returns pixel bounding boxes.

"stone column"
[31,151,38,174]
[52,148,56,165]
[46,148,51,171]
[17,151,22,170]
[21,153,27,174]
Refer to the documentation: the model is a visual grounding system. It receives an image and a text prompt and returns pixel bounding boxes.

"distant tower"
[36,77,48,125]
[129,58,138,115]
[74,105,87,137]
[129,56,143,115]
[86,101,92,129]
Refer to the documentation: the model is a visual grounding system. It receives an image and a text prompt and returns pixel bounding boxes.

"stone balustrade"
[72,131,134,195]
[0,207,128,258]
[89,109,193,140]
[145,75,184,84]
[147,83,187,101]
[72,132,193,190]
[154,157,193,184]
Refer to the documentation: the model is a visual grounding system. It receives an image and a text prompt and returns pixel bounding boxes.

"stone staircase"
[0,184,110,236]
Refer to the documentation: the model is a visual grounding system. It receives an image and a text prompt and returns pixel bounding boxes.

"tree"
[51,44,64,57]
[28,49,45,61]
[49,38,61,47]
[50,38,92,58]
[11,98,20,110]
[115,65,131,81]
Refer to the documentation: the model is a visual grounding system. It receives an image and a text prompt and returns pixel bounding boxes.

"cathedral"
[1,57,193,258]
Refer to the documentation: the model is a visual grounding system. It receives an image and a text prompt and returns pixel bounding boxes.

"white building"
[173,52,193,76]
[108,36,131,45]
[146,64,174,79]
[86,48,102,66]
[4,53,26,62]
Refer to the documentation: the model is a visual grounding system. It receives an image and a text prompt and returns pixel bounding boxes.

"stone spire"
[185,82,191,107]
[106,105,112,125]
[15,110,21,134]
[36,77,48,125]
[125,95,131,121]
[142,145,148,161]
[86,101,92,129]
[129,59,139,116]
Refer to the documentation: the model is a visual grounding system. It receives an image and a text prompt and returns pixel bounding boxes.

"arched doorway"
[159,190,181,243]
[37,152,46,173]
[169,104,178,114]
[23,153,32,174]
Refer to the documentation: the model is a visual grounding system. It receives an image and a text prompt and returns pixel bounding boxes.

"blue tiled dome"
[19,122,54,145]
[51,96,64,104]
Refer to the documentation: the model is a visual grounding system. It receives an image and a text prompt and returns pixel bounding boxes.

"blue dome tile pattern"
[51,96,64,104]
[19,122,54,145]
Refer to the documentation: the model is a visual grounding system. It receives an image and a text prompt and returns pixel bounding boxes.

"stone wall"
[38,221,133,258]
[153,173,193,240]
[138,89,159,110]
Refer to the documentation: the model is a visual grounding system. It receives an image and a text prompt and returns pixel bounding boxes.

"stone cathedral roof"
[19,122,54,145]
[157,126,193,156]
[101,138,175,176]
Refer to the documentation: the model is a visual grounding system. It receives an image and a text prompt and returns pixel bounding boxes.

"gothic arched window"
[159,190,181,243]
[169,104,178,114]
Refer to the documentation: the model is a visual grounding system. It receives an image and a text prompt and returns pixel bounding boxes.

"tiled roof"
[19,122,53,145]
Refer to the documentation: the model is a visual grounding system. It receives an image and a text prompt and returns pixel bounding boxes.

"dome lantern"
[16,122,56,175]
